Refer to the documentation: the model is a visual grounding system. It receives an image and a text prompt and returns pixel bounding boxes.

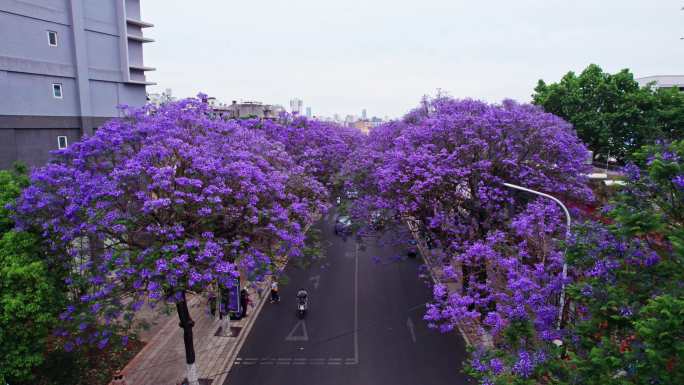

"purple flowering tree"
[245,114,365,193]
[456,142,684,383]
[16,97,327,384]
[346,97,592,347]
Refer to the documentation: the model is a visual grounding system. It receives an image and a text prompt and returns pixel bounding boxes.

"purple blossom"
[489,358,504,375]
[13,96,352,351]
[623,163,641,181]
[344,97,592,341]
[581,285,593,297]
[512,350,535,378]
[673,175,684,189]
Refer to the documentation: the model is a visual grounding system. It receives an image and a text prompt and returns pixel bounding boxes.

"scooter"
[297,296,308,319]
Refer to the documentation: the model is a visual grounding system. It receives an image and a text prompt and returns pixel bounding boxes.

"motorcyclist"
[297,289,308,304]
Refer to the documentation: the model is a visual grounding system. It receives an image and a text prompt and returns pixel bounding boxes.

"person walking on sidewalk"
[240,287,250,318]
[270,280,280,303]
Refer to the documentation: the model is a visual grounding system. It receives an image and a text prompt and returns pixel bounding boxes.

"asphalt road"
[224,211,469,385]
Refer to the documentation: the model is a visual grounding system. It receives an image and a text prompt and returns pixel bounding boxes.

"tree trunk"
[176,292,200,385]
[221,312,231,337]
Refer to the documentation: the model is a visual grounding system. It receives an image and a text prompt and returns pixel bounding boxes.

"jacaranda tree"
[16,97,329,385]
[246,113,365,192]
[467,141,684,385]
[345,97,593,364]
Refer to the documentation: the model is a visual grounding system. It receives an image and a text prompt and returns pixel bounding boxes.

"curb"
[213,284,270,384]
[417,242,473,347]
[405,221,475,347]
[214,220,315,384]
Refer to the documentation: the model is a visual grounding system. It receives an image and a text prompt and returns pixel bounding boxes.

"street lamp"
[502,182,571,330]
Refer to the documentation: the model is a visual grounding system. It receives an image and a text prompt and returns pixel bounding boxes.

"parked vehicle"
[334,215,353,235]
[407,239,418,258]
[345,189,359,199]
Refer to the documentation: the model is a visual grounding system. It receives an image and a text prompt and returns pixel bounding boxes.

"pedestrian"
[270,280,280,303]
[208,291,217,317]
[239,287,250,318]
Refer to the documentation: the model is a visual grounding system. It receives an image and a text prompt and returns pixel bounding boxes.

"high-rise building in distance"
[289,98,303,114]
[306,106,312,118]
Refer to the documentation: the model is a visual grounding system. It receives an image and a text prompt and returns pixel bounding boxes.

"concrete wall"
[83,0,119,35]
[0,1,71,25]
[0,1,149,118]
[0,10,75,67]
[0,70,80,116]
[14,127,82,167]
[0,0,152,169]
[125,0,141,20]
[0,116,109,168]
[0,125,82,169]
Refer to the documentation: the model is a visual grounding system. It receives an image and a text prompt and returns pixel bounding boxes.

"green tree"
[0,164,61,384]
[533,64,684,162]
[0,163,28,234]
[0,231,60,384]
[562,140,684,384]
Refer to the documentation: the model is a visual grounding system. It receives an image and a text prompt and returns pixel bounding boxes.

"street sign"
[220,277,241,316]
[228,277,241,313]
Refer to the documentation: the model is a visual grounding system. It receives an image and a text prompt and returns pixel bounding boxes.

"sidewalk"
[114,221,313,385]
[117,287,268,385]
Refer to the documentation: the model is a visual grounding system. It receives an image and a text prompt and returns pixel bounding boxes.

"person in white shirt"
[270,280,280,303]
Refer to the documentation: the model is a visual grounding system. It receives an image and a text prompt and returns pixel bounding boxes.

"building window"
[47,31,58,46]
[57,136,68,149]
[52,83,63,98]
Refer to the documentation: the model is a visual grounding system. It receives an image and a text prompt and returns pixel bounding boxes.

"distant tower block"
[290,98,303,114]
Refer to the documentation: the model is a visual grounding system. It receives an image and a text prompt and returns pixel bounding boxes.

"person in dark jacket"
[240,287,250,318]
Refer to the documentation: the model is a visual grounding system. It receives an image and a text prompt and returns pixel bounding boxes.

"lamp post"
[502,182,571,330]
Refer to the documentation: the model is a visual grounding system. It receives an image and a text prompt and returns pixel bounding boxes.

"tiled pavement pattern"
[118,288,268,385]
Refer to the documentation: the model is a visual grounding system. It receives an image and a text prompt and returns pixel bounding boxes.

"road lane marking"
[235,357,357,366]
[407,317,417,343]
[285,320,309,341]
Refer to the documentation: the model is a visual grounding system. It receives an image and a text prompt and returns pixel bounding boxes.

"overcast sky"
[141,0,684,119]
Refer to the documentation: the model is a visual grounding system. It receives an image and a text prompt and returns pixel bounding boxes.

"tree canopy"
[345,97,592,341]
[0,165,61,384]
[466,140,684,385]
[532,64,684,162]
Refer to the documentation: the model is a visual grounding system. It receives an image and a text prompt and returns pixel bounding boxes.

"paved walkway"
[117,287,268,385]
